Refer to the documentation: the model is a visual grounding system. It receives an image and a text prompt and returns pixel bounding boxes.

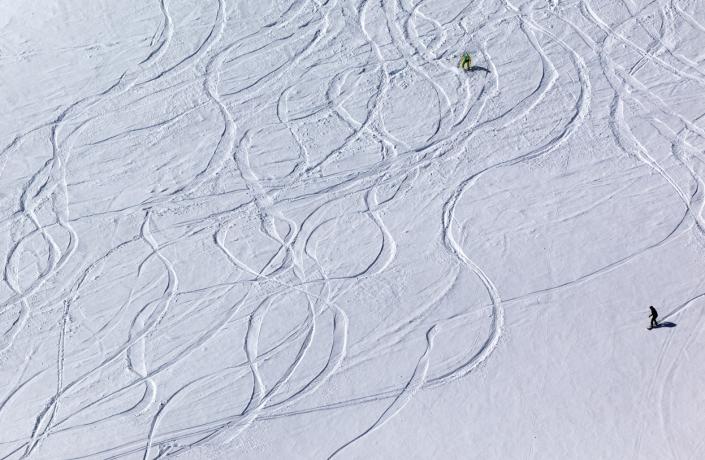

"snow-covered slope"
[2,0,705,458]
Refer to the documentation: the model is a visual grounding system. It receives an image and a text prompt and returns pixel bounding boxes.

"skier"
[649,305,659,329]
[459,52,472,71]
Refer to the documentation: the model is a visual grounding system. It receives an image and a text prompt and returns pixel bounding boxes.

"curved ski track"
[1,0,704,458]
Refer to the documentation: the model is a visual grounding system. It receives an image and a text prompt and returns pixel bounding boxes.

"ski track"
[1,0,705,458]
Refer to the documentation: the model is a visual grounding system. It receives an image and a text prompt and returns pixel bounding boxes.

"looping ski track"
[2,0,705,458]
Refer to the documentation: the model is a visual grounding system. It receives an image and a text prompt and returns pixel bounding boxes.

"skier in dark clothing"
[649,306,659,329]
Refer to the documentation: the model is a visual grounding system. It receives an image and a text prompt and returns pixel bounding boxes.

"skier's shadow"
[469,65,491,73]
[654,321,677,328]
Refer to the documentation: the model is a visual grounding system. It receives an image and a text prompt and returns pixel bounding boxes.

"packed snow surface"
[2,0,705,458]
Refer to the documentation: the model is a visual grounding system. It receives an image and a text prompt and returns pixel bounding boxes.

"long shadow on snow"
[652,321,677,329]
[469,65,491,73]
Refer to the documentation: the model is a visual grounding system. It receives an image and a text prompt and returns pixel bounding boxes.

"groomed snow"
[1,0,705,458]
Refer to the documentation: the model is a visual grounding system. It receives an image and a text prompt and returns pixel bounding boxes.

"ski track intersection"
[1,0,705,458]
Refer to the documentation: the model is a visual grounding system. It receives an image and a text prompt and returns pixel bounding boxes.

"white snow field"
[2,0,705,458]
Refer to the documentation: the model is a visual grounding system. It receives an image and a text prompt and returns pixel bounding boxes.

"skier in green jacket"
[459,52,472,71]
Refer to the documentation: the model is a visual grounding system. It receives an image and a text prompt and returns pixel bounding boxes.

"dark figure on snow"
[649,306,658,329]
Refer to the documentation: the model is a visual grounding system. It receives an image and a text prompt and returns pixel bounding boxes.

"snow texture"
[1,0,705,458]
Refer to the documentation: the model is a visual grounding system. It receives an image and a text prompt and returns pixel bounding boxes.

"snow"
[1,0,705,458]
